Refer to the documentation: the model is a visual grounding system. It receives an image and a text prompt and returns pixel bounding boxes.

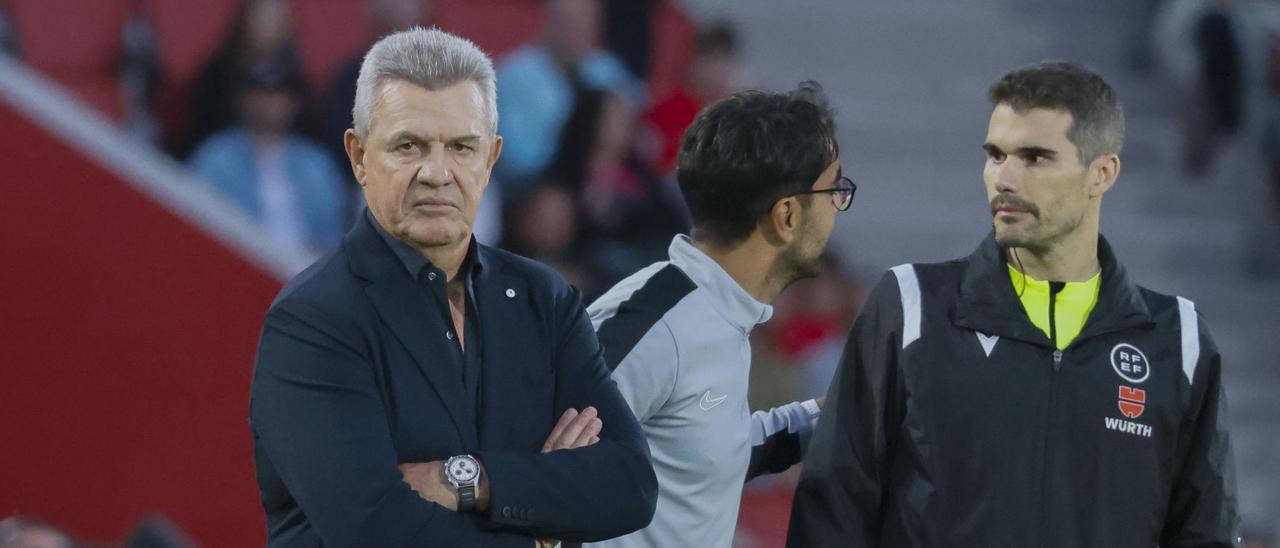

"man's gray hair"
[352,27,498,138]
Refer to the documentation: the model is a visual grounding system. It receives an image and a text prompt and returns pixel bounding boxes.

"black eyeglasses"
[788,173,856,211]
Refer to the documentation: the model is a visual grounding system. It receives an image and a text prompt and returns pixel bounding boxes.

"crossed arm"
[250,289,656,547]
[398,406,605,513]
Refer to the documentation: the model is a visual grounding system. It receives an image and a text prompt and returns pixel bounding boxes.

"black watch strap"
[457,483,476,513]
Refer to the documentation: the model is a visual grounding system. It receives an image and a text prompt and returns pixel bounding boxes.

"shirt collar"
[1006,263,1102,295]
[954,231,1152,344]
[366,209,482,282]
[667,234,773,332]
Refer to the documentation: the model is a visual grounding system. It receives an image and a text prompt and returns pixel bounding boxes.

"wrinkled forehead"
[369,79,493,139]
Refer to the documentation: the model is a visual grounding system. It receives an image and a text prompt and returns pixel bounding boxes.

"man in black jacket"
[787,62,1240,547]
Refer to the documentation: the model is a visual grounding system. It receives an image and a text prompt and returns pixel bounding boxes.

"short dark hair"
[676,81,838,246]
[989,61,1124,163]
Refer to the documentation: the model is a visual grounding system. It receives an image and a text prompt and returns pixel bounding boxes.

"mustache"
[990,194,1039,217]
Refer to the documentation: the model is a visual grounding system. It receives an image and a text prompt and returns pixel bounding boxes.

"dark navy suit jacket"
[249,214,658,547]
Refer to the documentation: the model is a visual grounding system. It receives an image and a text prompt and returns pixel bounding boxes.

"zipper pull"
[1052,350,1063,372]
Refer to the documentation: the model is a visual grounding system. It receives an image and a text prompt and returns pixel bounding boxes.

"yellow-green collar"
[1008,264,1101,350]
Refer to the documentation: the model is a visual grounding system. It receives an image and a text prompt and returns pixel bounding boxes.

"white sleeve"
[746,399,822,480]
[608,319,680,423]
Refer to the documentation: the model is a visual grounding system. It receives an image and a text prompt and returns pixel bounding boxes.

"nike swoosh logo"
[699,390,728,411]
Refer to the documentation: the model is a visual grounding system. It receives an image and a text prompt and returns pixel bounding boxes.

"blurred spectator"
[471,177,504,246]
[602,0,658,79]
[791,255,866,398]
[769,254,859,360]
[123,516,195,548]
[645,21,745,175]
[1155,0,1280,276]
[190,60,346,255]
[0,3,18,57]
[744,253,856,482]
[177,0,308,159]
[0,515,199,548]
[493,0,645,204]
[1123,0,1167,74]
[325,0,431,177]
[1268,32,1280,216]
[501,182,603,297]
[748,252,864,407]
[1198,3,1245,134]
[0,516,73,548]
[1186,0,1246,175]
[121,13,162,144]
[1154,0,1277,176]
[547,89,687,283]
[1259,27,1280,277]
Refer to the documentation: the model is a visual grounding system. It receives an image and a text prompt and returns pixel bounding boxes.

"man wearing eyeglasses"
[582,81,853,548]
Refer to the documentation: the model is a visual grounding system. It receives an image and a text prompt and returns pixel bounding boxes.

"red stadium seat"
[140,0,240,149]
[432,0,542,60]
[10,0,130,119]
[142,0,240,86]
[289,0,372,89]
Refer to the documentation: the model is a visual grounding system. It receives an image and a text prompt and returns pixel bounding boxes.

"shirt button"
[427,272,437,281]
[446,330,454,340]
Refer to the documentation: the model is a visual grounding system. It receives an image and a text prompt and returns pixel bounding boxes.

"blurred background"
[0,0,1277,546]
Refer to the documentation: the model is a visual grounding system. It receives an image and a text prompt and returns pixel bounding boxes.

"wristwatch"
[444,454,482,513]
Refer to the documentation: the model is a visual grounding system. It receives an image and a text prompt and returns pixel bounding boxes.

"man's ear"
[1088,153,1120,198]
[344,129,367,186]
[762,197,799,246]
[487,135,504,171]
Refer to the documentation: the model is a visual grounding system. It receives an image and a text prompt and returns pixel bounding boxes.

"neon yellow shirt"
[1008,265,1101,350]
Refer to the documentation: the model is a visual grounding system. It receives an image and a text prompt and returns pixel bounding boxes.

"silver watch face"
[447,455,480,484]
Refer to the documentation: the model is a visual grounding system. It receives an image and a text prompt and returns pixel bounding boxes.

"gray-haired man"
[249,27,656,547]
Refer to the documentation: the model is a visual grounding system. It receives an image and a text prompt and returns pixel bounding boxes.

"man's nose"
[992,160,1022,194]
[415,148,451,187]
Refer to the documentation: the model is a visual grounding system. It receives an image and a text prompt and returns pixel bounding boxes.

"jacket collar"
[668,235,773,334]
[355,209,487,283]
[953,232,1153,348]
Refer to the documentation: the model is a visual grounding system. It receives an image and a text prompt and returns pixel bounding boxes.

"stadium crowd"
[0,0,866,544]
[1,0,1276,545]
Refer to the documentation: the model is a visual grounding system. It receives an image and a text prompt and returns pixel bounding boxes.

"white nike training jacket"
[584,235,820,548]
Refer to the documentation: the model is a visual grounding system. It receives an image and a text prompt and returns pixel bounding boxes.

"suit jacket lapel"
[473,256,534,450]
[347,215,478,450]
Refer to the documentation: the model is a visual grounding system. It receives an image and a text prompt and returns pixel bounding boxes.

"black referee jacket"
[787,234,1240,547]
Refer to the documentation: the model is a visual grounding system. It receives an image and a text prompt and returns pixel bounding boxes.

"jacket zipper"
[1040,281,1066,542]
[1048,281,1065,366]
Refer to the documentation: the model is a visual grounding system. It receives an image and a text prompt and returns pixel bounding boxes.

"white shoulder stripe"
[890,264,922,349]
[1177,296,1200,384]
